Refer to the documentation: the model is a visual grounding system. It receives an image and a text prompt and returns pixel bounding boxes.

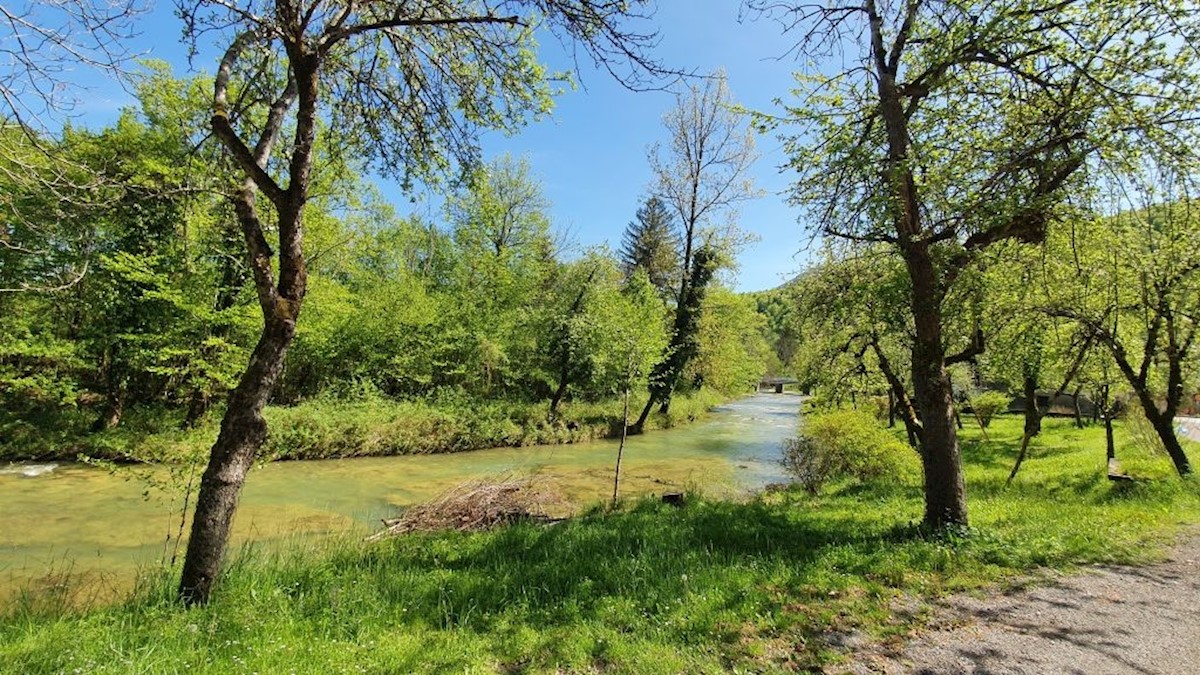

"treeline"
[0,67,769,460]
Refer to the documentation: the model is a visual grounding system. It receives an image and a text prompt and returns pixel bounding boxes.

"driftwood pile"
[368,477,565,540]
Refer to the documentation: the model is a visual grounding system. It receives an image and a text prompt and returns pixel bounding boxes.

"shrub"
[782,410,918,494]
[968,390,1011,428]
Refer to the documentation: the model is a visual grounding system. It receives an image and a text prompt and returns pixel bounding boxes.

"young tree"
[619,195,680,301]
[751,0,1200,529]
[176,0,662,605]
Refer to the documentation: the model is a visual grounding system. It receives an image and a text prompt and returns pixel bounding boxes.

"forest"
[0,66,772,463]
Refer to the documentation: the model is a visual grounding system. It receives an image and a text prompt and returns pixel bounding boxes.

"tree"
[752,0,1200,529]
[687,286,770,394]
[649,70,758,300]
[176,0,662,605]
[631,245,718,431]
[791,249,924,447]
[619,195,680,301]
[1048,189,1200,477]
[635,71,759,424]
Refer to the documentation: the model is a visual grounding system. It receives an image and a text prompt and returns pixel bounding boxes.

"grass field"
[1,415,1196,673]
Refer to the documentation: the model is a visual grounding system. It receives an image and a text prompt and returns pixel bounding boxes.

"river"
[0,393,799,601]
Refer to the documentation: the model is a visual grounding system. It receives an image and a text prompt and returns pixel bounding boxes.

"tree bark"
[1137,393,1192,476]
[178,312,295,605]
[905,249,968,529]
[548,269,595,419]
[1007,374,1042,487]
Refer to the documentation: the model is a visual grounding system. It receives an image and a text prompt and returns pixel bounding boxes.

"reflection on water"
[0,394,799,598]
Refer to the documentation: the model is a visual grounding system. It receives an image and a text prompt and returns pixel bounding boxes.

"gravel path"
[842,530,1200,674]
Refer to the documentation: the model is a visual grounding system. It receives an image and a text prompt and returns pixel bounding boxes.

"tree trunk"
[632,395,656,433]
[91,385,125,432]
[1072,386,1085,429]
[906,252,968,530]
[182,391,210,429]
[1100,386,1116,462]
[178,314,295,605]
[1007,375,1042,487]
[90,347,125,432]
[548,269,595,419]
[869,337,921,452]
[1142,402,1192,476]
[612,382,630,508]
[1105,414,1116,463]
[887,389,896,428]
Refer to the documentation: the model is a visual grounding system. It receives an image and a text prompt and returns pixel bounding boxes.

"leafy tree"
[752,0,1200,529]
[619,195,680,301]
[1047,190,1200,476]
[632,245,718,432]
[687,286,769,395]
[175,0,662,604]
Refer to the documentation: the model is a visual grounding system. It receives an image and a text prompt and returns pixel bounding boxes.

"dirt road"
[842,531,1200,674]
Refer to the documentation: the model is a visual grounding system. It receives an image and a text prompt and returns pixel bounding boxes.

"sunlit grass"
[2,414,1196,673]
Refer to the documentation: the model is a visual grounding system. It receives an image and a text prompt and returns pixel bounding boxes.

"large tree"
[176,0,661,605]
[751,0,1200,529]
[634,70,759,425]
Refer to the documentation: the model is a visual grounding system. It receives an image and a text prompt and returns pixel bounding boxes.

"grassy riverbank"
[2,416,1197,673]
[1,390,727,464]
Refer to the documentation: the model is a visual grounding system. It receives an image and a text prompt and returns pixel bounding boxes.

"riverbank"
[2,417,1196,673]
[1,389,729,464]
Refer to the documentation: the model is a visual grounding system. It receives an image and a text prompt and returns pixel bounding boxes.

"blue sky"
[68,2,815,292]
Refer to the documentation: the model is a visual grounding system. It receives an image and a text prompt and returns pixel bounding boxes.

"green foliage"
[782,410,919,494]
[619,195,680,301]
[968,391,1012,429]
[689,286,770,393]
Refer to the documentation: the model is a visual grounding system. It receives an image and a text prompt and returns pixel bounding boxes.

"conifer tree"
[619,196,680,301]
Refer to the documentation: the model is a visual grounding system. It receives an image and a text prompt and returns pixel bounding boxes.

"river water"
[0,394,799,600]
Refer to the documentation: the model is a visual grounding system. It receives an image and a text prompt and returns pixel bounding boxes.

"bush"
[782,410,918,494]
[968,390,1011,428]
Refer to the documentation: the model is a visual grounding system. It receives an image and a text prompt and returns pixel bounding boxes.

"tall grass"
[3,389,726,464]
[2,415,1196,673]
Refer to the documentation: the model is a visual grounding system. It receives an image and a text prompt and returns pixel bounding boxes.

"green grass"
[2,389,726,464]
[1,416,1196,673]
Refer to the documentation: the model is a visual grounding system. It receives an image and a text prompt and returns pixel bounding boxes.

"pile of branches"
[368,476,565,540]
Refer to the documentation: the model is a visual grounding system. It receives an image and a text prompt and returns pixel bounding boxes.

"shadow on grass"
[330,496,923,633]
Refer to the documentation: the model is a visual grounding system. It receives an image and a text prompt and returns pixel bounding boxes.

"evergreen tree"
[619,196,680,300]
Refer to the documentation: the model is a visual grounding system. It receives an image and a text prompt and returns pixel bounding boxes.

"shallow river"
[0,394,799,600]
